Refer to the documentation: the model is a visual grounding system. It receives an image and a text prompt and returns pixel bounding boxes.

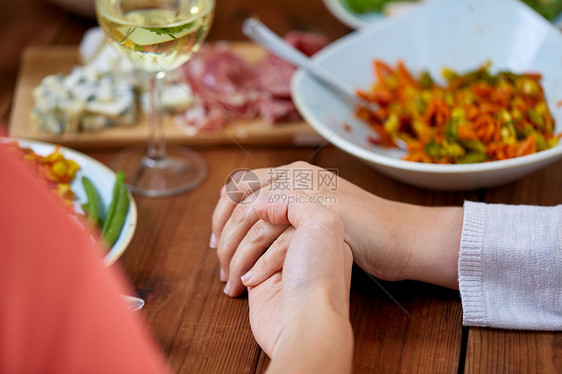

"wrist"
[287,284,351,321]
[402,205,463,289]
[269,309,353,374]
[342,193,416,282]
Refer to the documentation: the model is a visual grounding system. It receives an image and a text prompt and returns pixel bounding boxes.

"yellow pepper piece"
[66,159,80,179]
[51,160,68,178]
[45,151,64,164]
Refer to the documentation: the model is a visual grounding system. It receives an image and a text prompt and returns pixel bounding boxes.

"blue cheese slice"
[31,65,137,134]
[33,33,194,135]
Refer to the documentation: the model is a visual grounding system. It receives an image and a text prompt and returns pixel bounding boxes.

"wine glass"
[95,0,214,197]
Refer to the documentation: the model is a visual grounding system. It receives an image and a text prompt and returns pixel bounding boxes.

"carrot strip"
[355,60,558,163]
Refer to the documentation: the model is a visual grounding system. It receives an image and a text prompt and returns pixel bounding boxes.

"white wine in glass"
[96,0,215,197]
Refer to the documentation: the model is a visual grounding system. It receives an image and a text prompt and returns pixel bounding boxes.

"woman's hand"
[212,162,463,296]
[245,199,354,373]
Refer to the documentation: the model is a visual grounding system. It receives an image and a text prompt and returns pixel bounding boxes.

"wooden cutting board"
[9,43,323,149]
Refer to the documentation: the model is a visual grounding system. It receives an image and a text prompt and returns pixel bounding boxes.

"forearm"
[267,311,353,374]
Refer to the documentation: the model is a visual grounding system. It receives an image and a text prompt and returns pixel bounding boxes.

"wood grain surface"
[1,0,562,373]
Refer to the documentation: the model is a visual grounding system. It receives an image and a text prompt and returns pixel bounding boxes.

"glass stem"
[147,71,167,161]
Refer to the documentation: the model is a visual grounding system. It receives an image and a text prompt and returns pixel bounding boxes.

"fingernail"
[220,268,226,282]
[209,233,217,249]
[223,281,231,296]
[241,270,252,284]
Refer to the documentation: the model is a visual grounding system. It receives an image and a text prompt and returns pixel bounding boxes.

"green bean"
[102,171,129,247]
[82,176,103,227]
[102,171,124,235]
[344,0,392,13]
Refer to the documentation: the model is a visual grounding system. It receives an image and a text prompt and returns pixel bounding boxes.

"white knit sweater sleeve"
[458,201,562,330]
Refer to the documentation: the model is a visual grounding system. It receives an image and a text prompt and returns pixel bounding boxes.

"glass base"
[110,145,207,197]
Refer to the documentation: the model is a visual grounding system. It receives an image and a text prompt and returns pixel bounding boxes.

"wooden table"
[1,1,561,372]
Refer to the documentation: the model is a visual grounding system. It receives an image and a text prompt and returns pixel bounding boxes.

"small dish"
[11,139,137,264]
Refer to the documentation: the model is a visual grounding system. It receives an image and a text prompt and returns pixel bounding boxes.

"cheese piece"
[33,32,194,135]
[31,66,138,134]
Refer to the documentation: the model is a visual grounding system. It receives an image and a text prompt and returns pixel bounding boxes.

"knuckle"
[271,232,289,252]
[257,245,283,276]
[312,212,343,233]
[211,208,224,235]
[241,189,259,204]
[257,252,273,272]
[219,185,228,198]
[216,237,239,265]
[216,248,230,272]
[230,205,251,226]
[228,254,243,276]
[247,220,267,244]
[216,241,231,261]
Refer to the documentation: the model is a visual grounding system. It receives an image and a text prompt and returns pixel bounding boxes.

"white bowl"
[293,0,562,190]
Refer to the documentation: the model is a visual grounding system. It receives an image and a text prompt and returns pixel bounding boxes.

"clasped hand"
[210,161,444,296]
[210,161,462,367]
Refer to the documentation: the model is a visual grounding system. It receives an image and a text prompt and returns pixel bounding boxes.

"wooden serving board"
[9,43,323,149]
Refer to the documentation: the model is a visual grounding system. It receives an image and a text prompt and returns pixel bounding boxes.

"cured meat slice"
[254,54,295,99]
[254,31,329,100]
[183,42,260,120]
[257,98,302,124]
[179,32,329,131]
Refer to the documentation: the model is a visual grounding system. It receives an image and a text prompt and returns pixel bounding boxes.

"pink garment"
[0,143,169,373]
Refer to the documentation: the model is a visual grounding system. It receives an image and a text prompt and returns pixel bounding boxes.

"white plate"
[293,0,562,190]
[8,139,137,265]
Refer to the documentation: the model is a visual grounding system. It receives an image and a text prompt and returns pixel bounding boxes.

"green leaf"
[143,21,196,40]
